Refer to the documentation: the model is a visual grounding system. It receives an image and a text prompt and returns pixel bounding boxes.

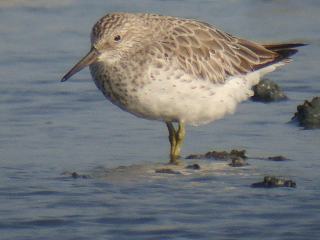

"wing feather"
[159,20,279,83]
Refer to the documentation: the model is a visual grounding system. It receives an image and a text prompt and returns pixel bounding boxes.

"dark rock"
[292,97,320,129]
[61,171,90,179]
[230,150,247,159]
[71,172,90,179]
[229,158,249,167]
[251,176,296,188]
[155,168,181,174]
[204,150,230,159]
[186,164,201,170]
[251,79,288,102]
[267,155,289,161]
[186,154,204,159]
[186,149,247,160]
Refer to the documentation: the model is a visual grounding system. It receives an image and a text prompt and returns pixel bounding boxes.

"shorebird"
[61,13,304,164]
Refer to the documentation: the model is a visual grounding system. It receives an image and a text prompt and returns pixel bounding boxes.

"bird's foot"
[169,155,182,165]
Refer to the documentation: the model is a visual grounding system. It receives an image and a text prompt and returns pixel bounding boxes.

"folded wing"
[159,20,305,83]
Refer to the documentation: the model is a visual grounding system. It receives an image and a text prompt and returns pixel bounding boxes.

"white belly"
[125,63,283,126]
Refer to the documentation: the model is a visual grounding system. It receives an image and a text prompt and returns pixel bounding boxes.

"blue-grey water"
[1,0,320,239]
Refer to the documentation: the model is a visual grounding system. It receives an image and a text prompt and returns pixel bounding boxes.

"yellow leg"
[166,121,186,165]
[166,122,177,163]
[173,121,185,163]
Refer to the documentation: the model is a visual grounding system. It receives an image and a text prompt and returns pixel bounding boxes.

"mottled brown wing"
[160,20,278,83]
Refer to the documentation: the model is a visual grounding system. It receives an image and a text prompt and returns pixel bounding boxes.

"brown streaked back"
[152,16,305,83]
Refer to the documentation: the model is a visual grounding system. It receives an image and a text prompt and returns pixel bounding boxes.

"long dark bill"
[61,47,98,82]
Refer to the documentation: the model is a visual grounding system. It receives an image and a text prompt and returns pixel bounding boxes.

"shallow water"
[1,0,320,239]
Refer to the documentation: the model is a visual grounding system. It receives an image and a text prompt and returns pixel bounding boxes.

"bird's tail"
[263,43,307,62]
[245,43,307,86]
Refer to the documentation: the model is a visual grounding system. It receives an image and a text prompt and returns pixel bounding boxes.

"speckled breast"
[89,60,149,116]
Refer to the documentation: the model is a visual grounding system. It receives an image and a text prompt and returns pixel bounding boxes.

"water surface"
[0,0,319,239]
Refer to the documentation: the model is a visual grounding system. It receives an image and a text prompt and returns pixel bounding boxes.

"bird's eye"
[114,35,121,42]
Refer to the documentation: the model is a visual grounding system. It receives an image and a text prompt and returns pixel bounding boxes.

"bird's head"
[61,13,152,82]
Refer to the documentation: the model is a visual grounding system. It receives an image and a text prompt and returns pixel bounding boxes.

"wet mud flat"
[63,148,296,188]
